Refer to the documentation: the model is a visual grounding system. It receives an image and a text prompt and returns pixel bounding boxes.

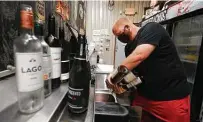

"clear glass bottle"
[34,21,52,98]
[13,4,44,114]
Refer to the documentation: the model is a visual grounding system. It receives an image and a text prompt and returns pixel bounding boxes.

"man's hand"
[105,73,113,89]
[106,74,125,94]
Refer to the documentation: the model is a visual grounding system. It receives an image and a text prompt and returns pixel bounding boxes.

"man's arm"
[106,43,155,90]
[121,44,156,70]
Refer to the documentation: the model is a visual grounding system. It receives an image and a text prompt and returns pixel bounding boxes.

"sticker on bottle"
[16,53,43,92]
[61,72,69,80]
[50,48,61,79]
[42,55,51,81]
[67,86,84,109]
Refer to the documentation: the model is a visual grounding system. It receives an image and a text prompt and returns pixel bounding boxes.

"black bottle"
[111,65,129,84]
[69,35,78,70]
[68,29,90,113]
[84,35,91,85]
[45,14,61,90]
[59,22,70,83]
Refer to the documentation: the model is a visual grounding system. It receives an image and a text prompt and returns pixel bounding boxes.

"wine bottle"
[34,21,52,97]
[117,72,142,94]
[68,29,90,113]
[84,34,92,85]
[45,14,61,90]
[111,65,129,84]
[59,20,70,83]
[69,35,78,70]
[14,4,44,113]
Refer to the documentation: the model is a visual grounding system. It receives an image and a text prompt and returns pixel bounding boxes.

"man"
[106,17,191,122]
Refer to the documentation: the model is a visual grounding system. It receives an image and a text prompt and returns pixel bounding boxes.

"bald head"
[112,17,131,35]
[112,17,140,43]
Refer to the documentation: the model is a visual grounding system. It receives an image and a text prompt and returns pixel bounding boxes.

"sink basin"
[95,91,116,102]
[95,74,108,90]
[94,91,128,122]
[95,102,129,122]
[94,71,129,122]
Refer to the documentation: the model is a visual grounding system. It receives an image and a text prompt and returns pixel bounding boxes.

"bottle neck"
[48,19,55,36]
[76,35,86,59]
[59,27,64,40]
[20,8,34,35]
[34,22,44,37]
[20,28,33,35]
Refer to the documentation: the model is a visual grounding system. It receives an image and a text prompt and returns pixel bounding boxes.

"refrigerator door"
[172,16,202,85]
[173,15,203,121]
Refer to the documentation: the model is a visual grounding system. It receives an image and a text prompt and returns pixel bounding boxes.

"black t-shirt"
[125,22,191,101]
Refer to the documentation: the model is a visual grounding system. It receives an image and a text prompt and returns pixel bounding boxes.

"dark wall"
[0,1,20,71]
[0,1,85,72]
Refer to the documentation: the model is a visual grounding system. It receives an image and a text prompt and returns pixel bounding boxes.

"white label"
[61,72,69,80]
[80,44,83,56]
[42,55,51,80]
[16,53,43,92]
[50,48,61,79]
[124,72,136,83]
[61,60,70,63]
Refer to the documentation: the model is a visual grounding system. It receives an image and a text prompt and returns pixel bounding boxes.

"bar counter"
[0,75,95,122]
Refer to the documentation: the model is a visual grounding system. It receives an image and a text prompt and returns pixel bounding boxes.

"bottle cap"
[20,4,33,29]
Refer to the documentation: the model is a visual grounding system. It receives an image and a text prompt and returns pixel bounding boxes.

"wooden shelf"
[181,59,197,64]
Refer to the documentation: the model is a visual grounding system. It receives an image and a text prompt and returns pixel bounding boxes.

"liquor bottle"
[105,65,129,94]
[69,35,78,70]
[111,65,129,84]
[107,65,142,94]
[45,13,61,90]
[68,29,90,113]
[84,34,92,85]
[14,4,44,113]
[59,21,70,83]
[34,21,52,97]
[117,72,142,94]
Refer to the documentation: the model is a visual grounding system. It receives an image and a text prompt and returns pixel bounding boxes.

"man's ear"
[124,25,130,35]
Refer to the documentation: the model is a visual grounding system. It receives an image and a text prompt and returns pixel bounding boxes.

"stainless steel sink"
[94,72,129,122]
[95,73,117,103]
[95,90,117,103]
[95,74,109,90]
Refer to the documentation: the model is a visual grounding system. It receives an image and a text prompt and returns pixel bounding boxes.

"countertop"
[0,64,130,122]
[58,87,95,122]
[0,76,95,122]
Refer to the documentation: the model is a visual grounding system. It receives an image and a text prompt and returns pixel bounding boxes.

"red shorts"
[132,93,190,122]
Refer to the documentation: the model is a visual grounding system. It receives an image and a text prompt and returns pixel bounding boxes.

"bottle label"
[80,44,83,56]
[123,72,136,83]
[21,10,33,29]
[16,53,43,92]
[68,86,84,109]
[50,48,61,79]
[74,57,86,60]
[111,69,118,79]
[42,55,51,81]
[61,72,69,80]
